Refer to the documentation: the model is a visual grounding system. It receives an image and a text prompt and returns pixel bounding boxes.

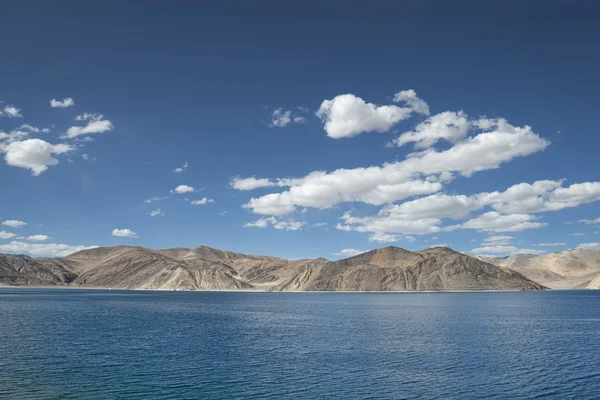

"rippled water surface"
[1,289,599,399]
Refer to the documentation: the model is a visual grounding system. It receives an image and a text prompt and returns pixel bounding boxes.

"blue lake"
[1,289,599,399]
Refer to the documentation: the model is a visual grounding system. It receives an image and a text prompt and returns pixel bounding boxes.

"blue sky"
[1,0,599,259]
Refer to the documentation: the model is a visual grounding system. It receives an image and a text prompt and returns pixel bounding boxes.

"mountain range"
[1,245,599,291]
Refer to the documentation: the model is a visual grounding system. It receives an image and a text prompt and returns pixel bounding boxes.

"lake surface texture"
[1,289,599,399]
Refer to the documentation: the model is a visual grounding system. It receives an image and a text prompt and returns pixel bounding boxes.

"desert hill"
[0,245,548,291]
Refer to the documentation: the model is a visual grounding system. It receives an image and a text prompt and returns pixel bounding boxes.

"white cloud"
[536,242,566,247]
[316,90,429,139]
[577,242,600,250]
[312,222,327,228]
[244,218,270,228]
[111,228,137,238]
[455,212,546,232]
[578,217,600,225]
[19,124,44,133]
[191,197,214,205]
[271,109,291,127]
[393,89,430,115]
[2,139,75,175]
[244,217,306,231]
[570,232,585,237]
[428,243,449,248]
[171,185,195,194]
[368,232,401,243]
[471,245,545,256]
[144,196,169,203]
[230,176,277,191]
[149,208,164,217]
[482,235,513,246]
[63,114,113,139]
[333,249,365,257]
[2,220,27,228]
[50,98,75,108]
[26,235,51,241]
[242,117,549,215]
[0,130,30,143]
[1,106,22,118]
[173,161,188,173]
[0,241,98,257]
[0,231,17,239]
[270,109,306,128]
[391,111,469,149]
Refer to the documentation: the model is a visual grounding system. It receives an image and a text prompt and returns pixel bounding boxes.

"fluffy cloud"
[334,178,600,239]
[391,111,469,149]
[191,197,214,205]
[171,185,195,194]
[2,220,26,227]
[2,139,75,175]
[333,249,365,257]
[173,161,188,173]
[455,212,546,232]
[62,114,113,139]
[244,217,306,231]
[241,117,549,215]
[1,105,22,118]
[577,243,600,250]
[50,98,75,108]
[0,241,97,257]
[0,231,17,239]
[316,90,429,139]
[149,209,164,217]
[26,235,51,241]
[111,228,137,238]
[536,242,566,247]
[230,176,278,191]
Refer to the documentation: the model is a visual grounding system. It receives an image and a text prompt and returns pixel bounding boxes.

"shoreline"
[0,284,584,293]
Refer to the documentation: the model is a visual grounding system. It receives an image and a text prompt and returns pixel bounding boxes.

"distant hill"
[0,244,561,291]
[483,250,600,289]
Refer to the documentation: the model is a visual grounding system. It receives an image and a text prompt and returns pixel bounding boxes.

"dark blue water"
[1,289,599,399]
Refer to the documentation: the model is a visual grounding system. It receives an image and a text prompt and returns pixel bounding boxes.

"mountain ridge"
[0,244,556,292]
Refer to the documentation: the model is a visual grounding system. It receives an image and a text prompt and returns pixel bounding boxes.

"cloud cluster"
[237,116,549,216]
[244,217,306,231]
[470,235,545,257]
[63,114,113,139]
[270,108,306,128]
[316,90,429,139]
[0,241,97,257]
[191,197,214,205]
[1,105,22,118]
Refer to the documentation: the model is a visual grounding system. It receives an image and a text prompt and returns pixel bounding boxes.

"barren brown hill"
[487,249,600,289]
[0,245,551,291]
[305,247,545,291]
